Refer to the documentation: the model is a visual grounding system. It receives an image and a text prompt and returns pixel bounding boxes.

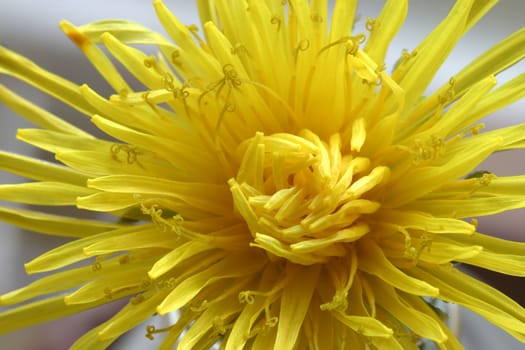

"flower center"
[229,129,390,265]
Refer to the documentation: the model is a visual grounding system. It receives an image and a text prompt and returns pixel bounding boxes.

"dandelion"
[1,0,525,349]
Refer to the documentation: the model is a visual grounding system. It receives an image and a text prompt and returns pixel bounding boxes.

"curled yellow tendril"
[111,144,144,168]
[365,17,377,32]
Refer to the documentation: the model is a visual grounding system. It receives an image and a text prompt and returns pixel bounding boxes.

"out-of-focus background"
[0,1,524,349]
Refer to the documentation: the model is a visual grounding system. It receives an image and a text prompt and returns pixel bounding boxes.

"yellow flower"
[1,0,525,349]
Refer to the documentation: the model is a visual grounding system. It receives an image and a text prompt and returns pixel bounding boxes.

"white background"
[0,1,524,349]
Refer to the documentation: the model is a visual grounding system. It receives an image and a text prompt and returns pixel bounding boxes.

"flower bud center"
[229,130,390,265]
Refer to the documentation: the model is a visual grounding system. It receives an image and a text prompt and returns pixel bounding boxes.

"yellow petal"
[332,311,393,338]
[449,231,525,256]
[100,32,166,90]
[368,335,405,350]
[57,149,181,179]
[0,45,96,116]
[24,225,153,273]
[455,73,525,134]
[77,192,153,212]
[153,0,220,79]
[97,290,167,340]
[364,0,408,64]
[251,326,277,350]
[0,84,91,136]
[251,233,328,265]
[0,264,95,305]
[395,0,476,109]
[417,240,482,265]
[445,234,525,276]
[459,249,525,277]
[482,123,525,152]
[83,225,179,256]
[407,196,525,218]
[0,150,87,185]
[69,323,116,350]
[0,295,110,335]
[196,0,218,26]
[64,260,151,305]
[368,276,447,342]
[411,26,525,123]
[328,0,358,42]
[0,205,119,238]
[358,239,439,296]
[157,309,194,350]
[350,118,367,152]
[60,20,131,94]
[16,128,111,154]
[177,293,242,350]
[385,136,500,207]
[409,266,525,341]
[433,75,496,138]
[157,252,265,315]
[90,115,222,180]
[450,26,524,101]
[274,263,320,349]
[304,293,336,350]
[87,175,232,215]
[79,84,192,139]
[378,209,475,235]
[0,181,95,206]
[148,240,212,279]
[402,293,464,350]
[78,19,176,50]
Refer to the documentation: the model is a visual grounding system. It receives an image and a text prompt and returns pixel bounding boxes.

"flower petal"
[274,263,320,349]
[0,296,111,335]
[0,182,95,206]
[0,85,91,136]
[0,264,96,305]
[409,266,525,342]
[368,276,447,342]
[87,175,232,215]
[385,136,501,207]
[60,20,131,94]
[0,205,120,238]
[157,252,265,315]
[0,151,87,185]
[358,239,439,296]
[332,311,393,338]
[69,324,116,350]
[378,209,475,235]
[364,0,408,64]
[0,46,96,116]
[24,225,156,273]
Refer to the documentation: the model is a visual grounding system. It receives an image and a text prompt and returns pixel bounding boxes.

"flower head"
[1,0,525,349]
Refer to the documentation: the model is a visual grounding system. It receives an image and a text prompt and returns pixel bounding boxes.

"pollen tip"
[60,20,88,49]
[147,269,158,280]
[81,246,91,256]
[23,262,36,275]
[100,32,112,41]
[153,0,165,10]
[156,305,167,316]
[14,129,25,140]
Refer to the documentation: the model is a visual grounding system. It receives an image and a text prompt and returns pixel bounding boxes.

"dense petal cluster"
[1,0,525,349]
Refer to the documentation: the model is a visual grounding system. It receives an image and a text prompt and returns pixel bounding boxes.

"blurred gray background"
[0,1,524,349]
